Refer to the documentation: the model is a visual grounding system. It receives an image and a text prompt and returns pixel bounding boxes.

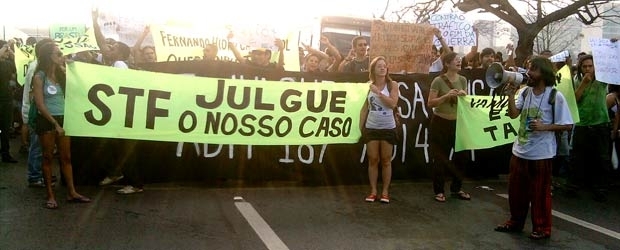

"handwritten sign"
[49,24,87,40]
[549,50,569,63]
[370,21,435,74]
[429,13,475,47]
[455,95,519,151]
[589,38,620,85]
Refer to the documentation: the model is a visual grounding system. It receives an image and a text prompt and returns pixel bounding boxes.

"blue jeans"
[27,125,42,183]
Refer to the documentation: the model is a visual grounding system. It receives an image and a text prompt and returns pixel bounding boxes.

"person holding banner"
[32,42,91,209]
[495,56,573,240]
[607,85,620,174]
[360,56,399,204]
[427,52,470,202]
[567,55,612,202]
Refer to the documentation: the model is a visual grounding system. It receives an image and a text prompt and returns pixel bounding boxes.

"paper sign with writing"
[14,45,35,86]
[151,24,300,71]
[370,21,435,74]
[455,95,519,151]
[589,38,620,85]
[429,13,475,47]
[49,24,87,40]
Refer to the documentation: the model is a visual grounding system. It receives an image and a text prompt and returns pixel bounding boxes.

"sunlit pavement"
[1,139,619,250]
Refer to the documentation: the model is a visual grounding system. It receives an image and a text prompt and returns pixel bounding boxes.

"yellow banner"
[65,62,366,145]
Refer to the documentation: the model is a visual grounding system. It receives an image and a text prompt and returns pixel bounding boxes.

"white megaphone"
[485,62,527,88]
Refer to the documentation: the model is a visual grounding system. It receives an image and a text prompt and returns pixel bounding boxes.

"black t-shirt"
[246,60,278,69]
[0,59,16,102]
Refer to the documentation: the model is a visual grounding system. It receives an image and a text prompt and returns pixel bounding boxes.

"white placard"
[589,38,620,85]
[429,13,476,47]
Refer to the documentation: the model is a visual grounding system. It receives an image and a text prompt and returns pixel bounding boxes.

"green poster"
[49,24,86,40]
[52,26,100,55]
[556,65,580,123]
[14,45,35,86]
[65,62,368,145]
[455,95,519,151]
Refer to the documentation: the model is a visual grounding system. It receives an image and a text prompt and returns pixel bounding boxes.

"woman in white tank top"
[359,56,399,203]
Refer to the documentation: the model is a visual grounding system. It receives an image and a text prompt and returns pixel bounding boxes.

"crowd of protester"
[0,11,618,241]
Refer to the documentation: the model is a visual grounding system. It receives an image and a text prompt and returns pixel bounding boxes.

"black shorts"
[36,115,64,134]
[361,128,398,145]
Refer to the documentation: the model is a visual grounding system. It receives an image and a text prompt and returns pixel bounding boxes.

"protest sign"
[370,21,435,74]
[14,45,35,86]
[455,95,519,151]
[150,24,300,71]
[589,38,620,85]
[549,50,569,63]
[65,62,366,145]
[49,24,87,40]
[53,26,100,55]
[429,13,476,47]
[556,65,580,123]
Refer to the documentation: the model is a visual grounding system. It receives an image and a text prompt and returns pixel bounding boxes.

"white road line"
[497,194,620,240]
[234,197,290,250]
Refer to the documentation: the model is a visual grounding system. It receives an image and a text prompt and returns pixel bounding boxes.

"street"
[1,138,619,250]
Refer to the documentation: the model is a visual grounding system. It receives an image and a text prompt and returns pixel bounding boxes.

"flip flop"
[453,191,471,200]
[434,193,446,202]
[67,196,91,203]
[45,200,58,209]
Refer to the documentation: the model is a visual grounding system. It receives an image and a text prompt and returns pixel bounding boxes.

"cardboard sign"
[370,21,435,74]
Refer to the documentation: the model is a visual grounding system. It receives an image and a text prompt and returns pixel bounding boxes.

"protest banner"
[370,20,435,74]
[549,50,569,63]
[53,26,100,55]
[589,38,620,85]
[14,45,35,85]
[150,24,300,71]
[455,95,519,151]
[49,24,87,40]
[429,13,476,47]
[65,62,367,145]
[556,65,580,123]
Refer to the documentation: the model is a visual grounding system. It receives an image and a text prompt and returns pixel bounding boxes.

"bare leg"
[56,135,82,198]
[40,132,57,206]
[367,141,380,195]
[380,141,393,196]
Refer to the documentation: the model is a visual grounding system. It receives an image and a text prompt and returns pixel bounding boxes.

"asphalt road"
[1,138,620,250]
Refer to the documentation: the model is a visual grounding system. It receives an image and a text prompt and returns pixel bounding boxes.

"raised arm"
[227,31,246,64]
[275,38,285,71]
[434,28,450,57]
[91,9,111,57]
[132,25,151,64]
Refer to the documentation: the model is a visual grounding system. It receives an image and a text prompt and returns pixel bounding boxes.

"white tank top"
[365,85,396,129]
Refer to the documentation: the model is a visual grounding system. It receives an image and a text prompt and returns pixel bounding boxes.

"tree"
[532,17,582,55]
[453,0,620,66]
[376,0,448,23]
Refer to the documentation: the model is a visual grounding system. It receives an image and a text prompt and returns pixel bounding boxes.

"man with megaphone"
[494,57,573,240]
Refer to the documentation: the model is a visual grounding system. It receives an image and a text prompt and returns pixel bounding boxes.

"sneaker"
[99,175,124,186]
[379,194,390,203]
[28,179,45,188]
[365,194,377,202]
[116,185,143,195]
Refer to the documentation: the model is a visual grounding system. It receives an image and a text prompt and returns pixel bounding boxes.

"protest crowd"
[1,9,619,241]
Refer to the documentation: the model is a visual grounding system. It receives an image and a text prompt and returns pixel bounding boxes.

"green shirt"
[574,79,609,126]
[430,74,467,119]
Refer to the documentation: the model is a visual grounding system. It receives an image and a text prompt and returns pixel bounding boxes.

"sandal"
[453,191,471,200]
[529,231,550,240]
[365,194,377,202]
[434,193,446,202]
[67,195,91,203]
[44,200,58,210]
[494,223,523,233]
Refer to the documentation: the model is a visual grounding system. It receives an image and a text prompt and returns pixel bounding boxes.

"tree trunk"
[515,29,536,67]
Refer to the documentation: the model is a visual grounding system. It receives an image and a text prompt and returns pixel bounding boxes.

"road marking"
[234,197,290,250]
[497,194,620,240]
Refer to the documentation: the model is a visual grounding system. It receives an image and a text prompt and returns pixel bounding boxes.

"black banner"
[72,60,511,185]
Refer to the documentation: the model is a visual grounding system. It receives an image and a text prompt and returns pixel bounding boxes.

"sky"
[1,0,503,28]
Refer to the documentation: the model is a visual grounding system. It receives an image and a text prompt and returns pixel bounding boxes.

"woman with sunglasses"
[32,42,90,209]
